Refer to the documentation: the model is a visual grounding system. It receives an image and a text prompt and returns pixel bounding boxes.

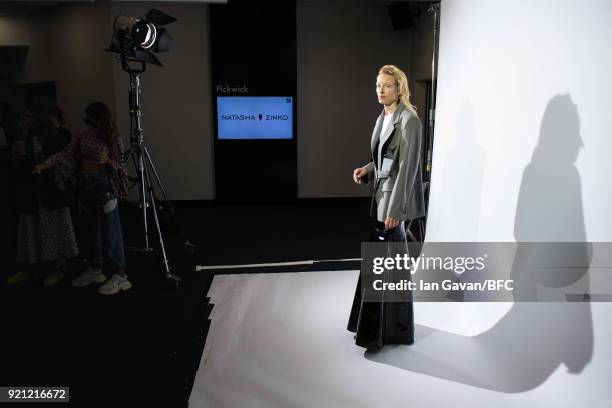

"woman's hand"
[353,167,367,184]
[99,147,111,164]
[32,162,49,175]
[384,217,400,230]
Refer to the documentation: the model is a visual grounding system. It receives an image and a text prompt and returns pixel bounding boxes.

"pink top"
[46,127,129,198]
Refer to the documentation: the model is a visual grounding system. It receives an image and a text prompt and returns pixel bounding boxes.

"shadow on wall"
[437,100,484,241]
[366,94,593,393]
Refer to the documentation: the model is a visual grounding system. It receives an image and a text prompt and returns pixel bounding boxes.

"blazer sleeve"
[387,116,422,220]
[361,161,375,185]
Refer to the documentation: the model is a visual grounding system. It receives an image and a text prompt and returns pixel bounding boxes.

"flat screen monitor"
[216,96,293,140]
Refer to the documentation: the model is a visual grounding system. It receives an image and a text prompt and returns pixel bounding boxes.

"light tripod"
[405,1,440,244]
[121,58,181,286]
[425,1,440,182]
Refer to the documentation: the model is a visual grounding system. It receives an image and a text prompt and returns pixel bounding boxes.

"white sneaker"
[72,267,106,287]
[98,273,132,295]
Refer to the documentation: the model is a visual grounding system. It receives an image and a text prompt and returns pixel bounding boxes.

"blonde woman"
[347,65,425,350]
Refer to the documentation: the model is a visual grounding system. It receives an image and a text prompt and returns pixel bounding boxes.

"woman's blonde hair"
[378,64,417,113]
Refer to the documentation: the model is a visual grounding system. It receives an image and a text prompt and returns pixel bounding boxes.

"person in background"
[0,103,22,280]
[7,105,79,286]
[0,103,21,205]
[47,106,72,152]
[0,103,21,149]
[33,101,131,295]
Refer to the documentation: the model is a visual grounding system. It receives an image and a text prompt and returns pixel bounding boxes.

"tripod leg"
[144,161,180,282]
[136,149,151,249]
[124,145,135,165]
[143,145,175,214]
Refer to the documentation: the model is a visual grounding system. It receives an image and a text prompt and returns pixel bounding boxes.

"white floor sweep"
[189,270,612,408]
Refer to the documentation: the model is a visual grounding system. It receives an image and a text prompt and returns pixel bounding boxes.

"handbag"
[37,169,73,210]
[78,171,113,209]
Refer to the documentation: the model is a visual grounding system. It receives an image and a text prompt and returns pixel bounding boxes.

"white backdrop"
[426,0,612,242]
[189,2,612,406]
[420,0,612,394]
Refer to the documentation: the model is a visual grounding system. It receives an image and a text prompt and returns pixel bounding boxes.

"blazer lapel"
[370,114,383,155]
[373,103,405,169]
[379,103,404,148]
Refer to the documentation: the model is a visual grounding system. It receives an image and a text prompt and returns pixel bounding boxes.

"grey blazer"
[361,103,426,222]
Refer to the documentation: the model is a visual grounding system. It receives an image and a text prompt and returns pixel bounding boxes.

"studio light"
[106,8,182,286]
[107,9,176,67]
